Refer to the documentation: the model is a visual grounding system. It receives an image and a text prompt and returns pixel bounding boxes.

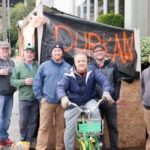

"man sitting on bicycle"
[57,53,114,150]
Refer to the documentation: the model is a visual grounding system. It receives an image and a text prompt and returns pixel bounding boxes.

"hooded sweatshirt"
[0,58,16,95]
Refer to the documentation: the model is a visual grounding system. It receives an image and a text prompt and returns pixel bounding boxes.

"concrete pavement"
[0,92,19,150]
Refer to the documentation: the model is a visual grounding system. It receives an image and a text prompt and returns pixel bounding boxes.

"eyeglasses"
[93,49,104,53]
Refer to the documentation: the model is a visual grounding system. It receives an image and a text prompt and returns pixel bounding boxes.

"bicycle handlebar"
[68,102,83,112]
[68,98,105,114]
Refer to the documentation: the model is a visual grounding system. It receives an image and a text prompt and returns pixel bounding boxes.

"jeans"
[0,95,13,140]
[100,101,118,150]
[19,100,39,142]
[64,99,101,150]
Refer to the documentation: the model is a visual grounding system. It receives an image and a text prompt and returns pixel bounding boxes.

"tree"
[10,3,25,46]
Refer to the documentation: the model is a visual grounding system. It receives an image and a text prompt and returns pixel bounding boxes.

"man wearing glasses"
[90,44,121,150]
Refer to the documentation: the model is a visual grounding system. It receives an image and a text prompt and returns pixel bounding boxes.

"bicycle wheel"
[78,139,86,150]
[89,141,94,150]
[89,137,95,150]
[92,136,102,150]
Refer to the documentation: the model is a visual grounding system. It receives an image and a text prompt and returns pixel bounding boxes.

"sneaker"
[3,139,14,146]
[0,140,5,148]
[0,145,4,148]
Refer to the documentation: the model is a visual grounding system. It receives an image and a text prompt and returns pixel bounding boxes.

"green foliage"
[25,0,36,14]
[141,37,150,64]
[10,0,35,50]
[10,3,25,45]
[96,13,124,28]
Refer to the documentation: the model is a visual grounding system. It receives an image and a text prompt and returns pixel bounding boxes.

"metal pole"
[114,0,119,14]
[94,0,98,21]
[87,0,90,20]
[7,0,11,42]
[72,0,76,15]
[80,0,84,18]
[75,0,78,16]
[103,0,108,14]
[2,0,7,41]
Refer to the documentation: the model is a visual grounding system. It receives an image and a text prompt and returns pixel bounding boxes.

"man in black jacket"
[0,41,16,147]
[90,44,121,150]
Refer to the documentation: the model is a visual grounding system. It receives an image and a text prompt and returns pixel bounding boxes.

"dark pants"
[19,100,39,142]
[100,101,118,150]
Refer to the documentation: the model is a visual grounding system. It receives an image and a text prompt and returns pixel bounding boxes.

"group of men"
[0,40,121,150]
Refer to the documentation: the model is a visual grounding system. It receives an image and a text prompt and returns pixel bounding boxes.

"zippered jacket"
[89,59,121,101]
[33,58,71,103]
[57,67,112,106]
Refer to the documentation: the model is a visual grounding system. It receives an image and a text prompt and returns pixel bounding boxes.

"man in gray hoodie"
[0,41,16,147]
[141,66,150,150]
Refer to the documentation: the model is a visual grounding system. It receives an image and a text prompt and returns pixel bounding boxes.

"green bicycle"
[68,99,105,150]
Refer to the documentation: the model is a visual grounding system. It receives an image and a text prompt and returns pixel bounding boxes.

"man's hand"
[40,98,47,104]
[24,78,34,85]
[102,91,115,104]
[0,68,9,75]
[61,96,70,109]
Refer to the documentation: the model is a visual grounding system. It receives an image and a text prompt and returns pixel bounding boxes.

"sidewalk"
[0,92,19,150]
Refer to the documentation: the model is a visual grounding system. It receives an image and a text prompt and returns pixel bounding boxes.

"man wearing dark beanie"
[33,43,70,150]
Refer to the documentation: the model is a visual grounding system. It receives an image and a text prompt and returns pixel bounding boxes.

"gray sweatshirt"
[141,66,150,107]
[0,58,16,95]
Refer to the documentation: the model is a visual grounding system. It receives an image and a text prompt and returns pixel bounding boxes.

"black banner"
[41,12,137,81]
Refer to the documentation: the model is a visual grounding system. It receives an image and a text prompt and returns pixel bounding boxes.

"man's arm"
[94,69,112,93]
[56,75,70,100]
[56,75,70,108]
[113,63,121,100]
[10,65,25,87]
[94,69,114,103]
[32,66,44,102]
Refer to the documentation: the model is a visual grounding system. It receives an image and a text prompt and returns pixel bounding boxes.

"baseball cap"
[0,41,10,48]
[25,43,35,52]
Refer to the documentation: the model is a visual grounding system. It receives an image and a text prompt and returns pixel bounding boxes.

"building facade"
[125,0,150,36]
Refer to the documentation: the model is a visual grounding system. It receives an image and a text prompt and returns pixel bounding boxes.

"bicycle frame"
[68,99,105,150]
